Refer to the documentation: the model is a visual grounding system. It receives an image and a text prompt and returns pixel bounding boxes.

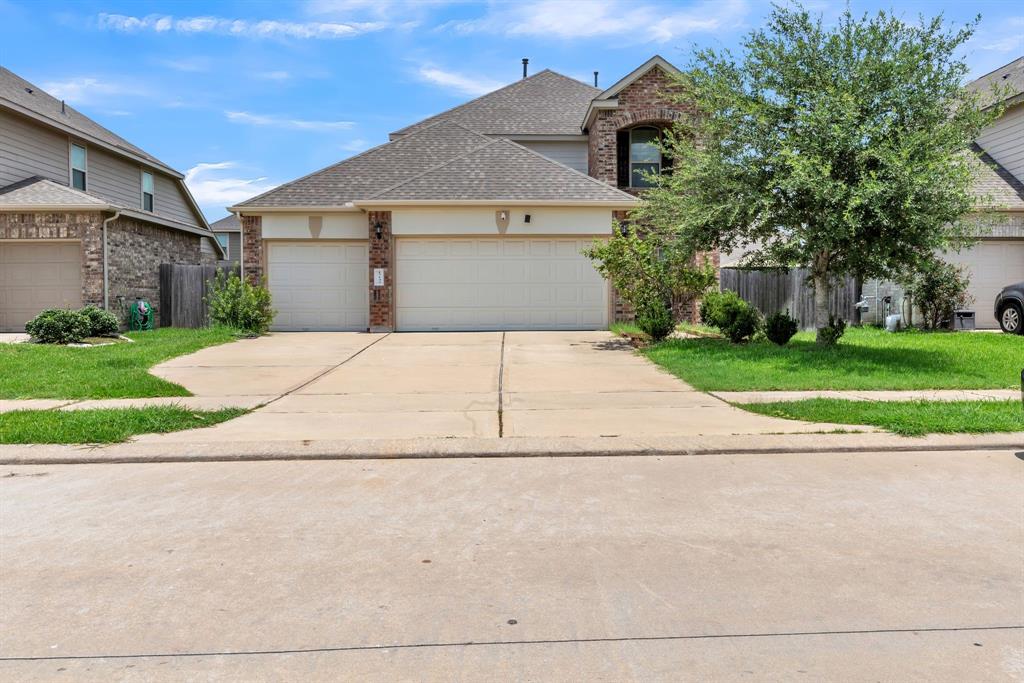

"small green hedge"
[25,306,121,344]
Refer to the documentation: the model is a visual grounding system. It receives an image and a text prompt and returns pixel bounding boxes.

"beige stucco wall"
[261,213,368,239]
[391,206,614,236]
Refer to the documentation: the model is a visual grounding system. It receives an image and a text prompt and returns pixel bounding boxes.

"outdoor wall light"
[374,221,384,240]
[499,211,508,221]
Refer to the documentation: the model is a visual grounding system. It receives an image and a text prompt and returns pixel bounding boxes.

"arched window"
[629,126,661,188]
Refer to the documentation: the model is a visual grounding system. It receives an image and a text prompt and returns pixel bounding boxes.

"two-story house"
[855,57,1024,329]
[0,67,222,332]
[231,56,696,332]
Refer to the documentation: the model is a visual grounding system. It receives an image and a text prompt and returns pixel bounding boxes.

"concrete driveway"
[145,331,852,442]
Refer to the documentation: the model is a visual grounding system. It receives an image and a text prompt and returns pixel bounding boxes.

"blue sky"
[1,0,1021,221]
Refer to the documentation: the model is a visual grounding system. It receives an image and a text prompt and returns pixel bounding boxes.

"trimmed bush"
[764,310,799,346]
[819,314,847,345]
[700,290,762,343]
[206,270,275,336]
[25,309,90,344]
[636,299,675,341]
[79,305,120,337]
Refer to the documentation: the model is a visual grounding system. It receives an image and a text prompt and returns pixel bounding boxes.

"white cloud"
[978,35,1024,53]
[185,162,278,210]
[225,110,355,131]
[97,13,386,39]
[415,65,506,97]
[339,138,371,152]
[253,70,292,81]
[443,0,747,43]
[156,57,211,73]
[41,76,148,106]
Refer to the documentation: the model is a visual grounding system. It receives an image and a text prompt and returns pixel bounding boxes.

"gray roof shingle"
[966,56,1024,107]
[210,214,241,231]
[368,138,635,203]
[0,176,108,207]
[0,67,178,176]
[233,120,495,208]
[390,70,599,138]
[970,144,1024,210]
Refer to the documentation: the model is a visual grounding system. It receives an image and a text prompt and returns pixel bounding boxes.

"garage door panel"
[0,242,82,332]
[267,241,368,331]
[947,241,1024,328]
[396,237,607,331]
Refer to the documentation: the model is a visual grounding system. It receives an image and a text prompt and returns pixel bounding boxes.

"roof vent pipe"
[594,71,599,87]
[522,58,528,79]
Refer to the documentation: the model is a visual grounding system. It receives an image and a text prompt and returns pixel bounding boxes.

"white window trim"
[70,141,87,191]
[629,127,661,188]
[215,233,229,258]
[140,170,155,212]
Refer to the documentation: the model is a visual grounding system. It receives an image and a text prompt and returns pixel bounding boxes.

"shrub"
[25,308,90,344]
[79,305,120,337]
[819,314,847,345]
[764,310,799,346]
[900,256,972,330]
[700,290,762,343]
[206,270,275,336]
[636,298,675,341]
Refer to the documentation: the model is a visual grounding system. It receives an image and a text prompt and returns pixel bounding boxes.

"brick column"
[367,210,393,332]
[610,209,634,322]
[241,214,263,284]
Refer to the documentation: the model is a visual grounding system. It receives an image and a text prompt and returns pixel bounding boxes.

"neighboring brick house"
[0,67,222,332]
[232,55,701,332]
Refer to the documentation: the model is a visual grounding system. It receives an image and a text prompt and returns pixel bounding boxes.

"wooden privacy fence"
[719,267,859,330]
[159,263,236,328]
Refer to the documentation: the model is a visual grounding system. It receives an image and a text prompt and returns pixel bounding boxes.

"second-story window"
[71,143,87,191]
[629,127,661,188]
[141,171,154,211]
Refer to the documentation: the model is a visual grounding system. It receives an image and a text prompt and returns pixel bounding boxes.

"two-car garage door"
[395,238,607,331]
[266,237,607,331]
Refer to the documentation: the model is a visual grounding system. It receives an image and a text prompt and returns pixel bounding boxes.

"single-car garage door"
[267,241,368,331]
[950,240,1024,328]
[396,237,607,331]
[0,242,82,332]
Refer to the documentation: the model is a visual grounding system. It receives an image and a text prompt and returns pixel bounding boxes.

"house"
[0,67,222,332]
[230,56,698,332]
[210,214,241,267]
[860,57,1024,329]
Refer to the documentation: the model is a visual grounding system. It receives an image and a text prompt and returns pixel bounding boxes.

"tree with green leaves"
[584,225,716,341]
[636,4,1001,344]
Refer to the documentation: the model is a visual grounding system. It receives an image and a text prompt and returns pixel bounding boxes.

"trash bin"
[953,310,975,331]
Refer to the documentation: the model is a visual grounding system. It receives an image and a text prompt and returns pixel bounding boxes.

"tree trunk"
[812,252,832,344]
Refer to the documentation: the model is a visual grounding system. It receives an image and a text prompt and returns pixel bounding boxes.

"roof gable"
[594,55,681,100]
[966,57,1024,108]
[367,138,636,204]
[233,120,493,208]
[390,70,599,138]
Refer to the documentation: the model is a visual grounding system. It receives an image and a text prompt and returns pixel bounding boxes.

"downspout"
[234,211,243,277]
[101,210,121,310]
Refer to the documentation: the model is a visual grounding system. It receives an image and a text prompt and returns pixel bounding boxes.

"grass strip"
[0,406,247,444]
[740,398,1024,436]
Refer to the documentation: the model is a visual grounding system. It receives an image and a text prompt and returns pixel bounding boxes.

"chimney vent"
[522,58,529,79]
[594,71,599,87]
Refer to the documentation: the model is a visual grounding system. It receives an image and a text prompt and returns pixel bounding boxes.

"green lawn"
[741,399,1024,436]
[644,327,1023,391]
[0,327,237,400]
[0,406,247,444]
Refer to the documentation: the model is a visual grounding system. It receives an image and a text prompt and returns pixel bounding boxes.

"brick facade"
[587,66,689,187]
[593,67,712,324]
[0,210,207,326]
[240,214,264,284]
[367,210,394,332]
